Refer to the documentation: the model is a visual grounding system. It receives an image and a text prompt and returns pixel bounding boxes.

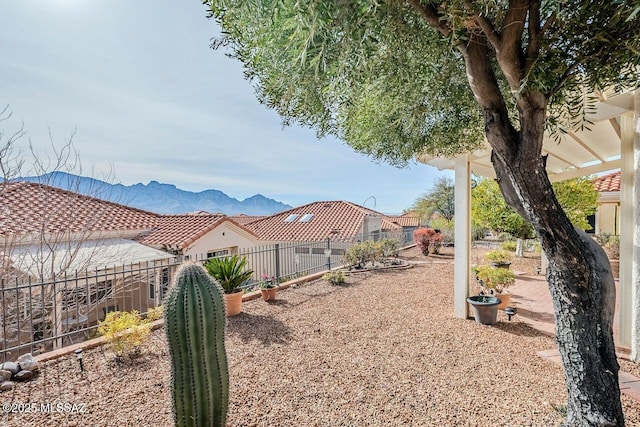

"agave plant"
[204,254,254,294]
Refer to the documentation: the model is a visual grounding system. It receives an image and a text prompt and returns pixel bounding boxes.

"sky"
[0,0,450,214]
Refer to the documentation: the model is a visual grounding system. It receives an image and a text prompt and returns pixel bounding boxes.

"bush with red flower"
[413,227,444,255]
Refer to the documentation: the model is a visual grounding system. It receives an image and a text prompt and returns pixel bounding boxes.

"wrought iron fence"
[0,230,412,360]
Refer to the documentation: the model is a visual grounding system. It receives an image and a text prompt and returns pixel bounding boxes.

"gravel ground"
[2,247,640,426]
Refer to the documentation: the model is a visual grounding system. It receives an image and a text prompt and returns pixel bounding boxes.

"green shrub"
[485,248,512,263]
[473,265,516,293]
[500,240,517,252]
[377,238,400,257]
[344,240,379,268]
[98,310,154,358]
[204,255,253,294]
[323,270,346,285]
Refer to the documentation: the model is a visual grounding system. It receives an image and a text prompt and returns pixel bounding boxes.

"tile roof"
[244,200,401,242]
[386,214,421,227]
[593,171,621,192]
[0,182,159,238]
[136,213,257,250]
[229,214,266,225]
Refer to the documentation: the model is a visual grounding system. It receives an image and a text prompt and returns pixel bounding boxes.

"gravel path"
[3,247,640,426]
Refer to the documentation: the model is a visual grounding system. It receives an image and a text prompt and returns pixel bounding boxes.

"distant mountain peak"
[16,173,292,216]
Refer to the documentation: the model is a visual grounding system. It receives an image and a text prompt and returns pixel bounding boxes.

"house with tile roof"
[136,212,260,260]
[240,201,404,280]
[592,171,621,235]
[244,200,403,243]
[0,181,176,352]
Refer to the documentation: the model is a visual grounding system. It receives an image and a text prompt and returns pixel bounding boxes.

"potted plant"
[485,248,512,269]
[473,264,516,309]
[204,255,253,316]
[259,274,278,301]
[466,295,502,325]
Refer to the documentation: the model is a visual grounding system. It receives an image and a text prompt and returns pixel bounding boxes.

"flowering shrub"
[413,227,443,255]
[259,274,277,288]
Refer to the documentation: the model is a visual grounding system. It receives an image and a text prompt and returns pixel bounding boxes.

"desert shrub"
[413,227,443,255]
[323,270,346,285]
[473,265,516,294]
[377,238,400,257]
[344,240,380,268]
[98,310,153,358]
[500,240,517,252]
[485,248,512,264]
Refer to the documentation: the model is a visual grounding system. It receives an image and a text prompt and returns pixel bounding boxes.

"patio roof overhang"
[417,91,634,181]
[415,90,640,357]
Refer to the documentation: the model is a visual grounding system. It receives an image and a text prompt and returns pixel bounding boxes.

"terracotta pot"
[495,293,511,310]
[467,295,501,325]
[260,288,278,301]
[224,290,244,316]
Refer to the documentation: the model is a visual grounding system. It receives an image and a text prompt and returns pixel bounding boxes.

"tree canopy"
[407,176,455,222]
[207,1,639,165]
[204,1,640,423]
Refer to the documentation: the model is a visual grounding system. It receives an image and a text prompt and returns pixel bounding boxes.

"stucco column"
[620,91,639,355]
[454,155,471,318]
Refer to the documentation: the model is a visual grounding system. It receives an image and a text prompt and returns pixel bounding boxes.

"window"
[90,279,113,304]
[331,249,345,256]
[295,247,310,254]
[311,248,326,255]
[207,249,229,259]
[61,288,87,310]
[285,214,299,222]
[299,214,314,222]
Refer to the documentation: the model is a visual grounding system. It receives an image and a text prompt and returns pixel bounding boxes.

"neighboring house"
[136,212,260,260]
[229,214,266,225]
[592,171,621,235]
[0,182,175,353]
[245,200,403,243]
[386,213,421,242]
[242,201,404,280]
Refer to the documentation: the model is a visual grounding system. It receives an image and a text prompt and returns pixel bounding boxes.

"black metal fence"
[1,230,412,360]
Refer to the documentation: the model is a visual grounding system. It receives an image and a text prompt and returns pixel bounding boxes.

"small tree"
[408,176,455,222]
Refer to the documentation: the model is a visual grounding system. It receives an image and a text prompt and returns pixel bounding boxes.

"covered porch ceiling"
[417,91,635,180]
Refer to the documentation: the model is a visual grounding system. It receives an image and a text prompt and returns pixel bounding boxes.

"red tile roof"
[386,214,421,227]
[229,214,266,225]
[136,213,258,250]
[593,171,621,192]
[0,182,159,237]
[244,201,401,242]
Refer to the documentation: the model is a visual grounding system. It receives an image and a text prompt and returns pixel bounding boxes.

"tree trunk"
[486,93,624,425]
[515,238,524,258]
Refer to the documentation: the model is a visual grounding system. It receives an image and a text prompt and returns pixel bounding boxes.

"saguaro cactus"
[164,263,228,427]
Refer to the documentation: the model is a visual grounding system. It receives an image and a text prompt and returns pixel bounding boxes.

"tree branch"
[403,0,451,38]
[463,0,501,49]
[524,6,556,80]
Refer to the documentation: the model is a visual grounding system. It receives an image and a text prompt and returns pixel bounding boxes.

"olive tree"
[202,1,640,424]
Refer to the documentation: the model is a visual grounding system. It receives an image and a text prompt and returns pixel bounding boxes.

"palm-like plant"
[204,255,254,294]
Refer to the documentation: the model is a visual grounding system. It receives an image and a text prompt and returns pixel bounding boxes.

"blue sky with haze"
[0,0,449,214]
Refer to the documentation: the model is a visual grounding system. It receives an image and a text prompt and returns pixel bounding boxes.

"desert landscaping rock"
[16,353,38,372]
[0,362,19,375]
[12,370,32,381]
[0,381,14,392]
[1,246,639,426]
[0,370,11,381]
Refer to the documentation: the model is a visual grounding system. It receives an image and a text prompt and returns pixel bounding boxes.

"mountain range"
[18,172,292,215]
